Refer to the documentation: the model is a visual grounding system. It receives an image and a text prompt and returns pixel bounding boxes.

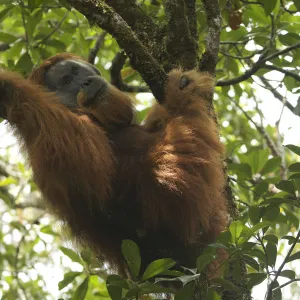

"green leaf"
[249,206,262,225]
[136,107,151,123]
[286,251,300,263]
[43,39,66,51]
[27,9,43,42]
[260,157,281,175]
[106,275,129,300]
[0,177,17,187]
[229,220,244,243]
[196,253,215,273]
[15,53,33,75]
[293,178,300,192]
[294,0,300,10]
[263,0,278,15]
[232,258,242,283]
[275,180,295,195]
[60,247,83,264]
[207,288,221,300]
[40,225,58,236]
[263,206,280,222]
[247,149,269,174]
[281,235,297,245]
[217,230,232,245]
[28,0,43,11]
[174,283,195,300]
[227,58,239,75]
[266,243,277,267]
[247,249,266,264]
[142,258,176,281]
[254,182,269,197]
[0,32,18,43]
[289,173,300,179]
[242,255,260,272]
[228,163,252,179]
[72,276,89,300]
[58,0,72,10]
[239,221,271,244]
[250,221,271,234]
[279,33,300,46]
[210,278,241,293]
[0,6,13,23]
[285,144,300,156]
[121,240,141,278]
[289,162,300,172]
[284,209,299,228]
[247,273,267,289]
[279,270,295,280]
[259,197,290,206]
[106,275,130,289]
[80,249,92,263]
[263,234,278,244]
[58,272,82,290]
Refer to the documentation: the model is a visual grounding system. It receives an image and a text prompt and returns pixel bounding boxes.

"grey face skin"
[44,59,107,108]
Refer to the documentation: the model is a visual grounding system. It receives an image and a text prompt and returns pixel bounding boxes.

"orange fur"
[0,54,228,275]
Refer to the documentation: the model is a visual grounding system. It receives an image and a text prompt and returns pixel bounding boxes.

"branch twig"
[232,99,281,157]
[259,77,297,116]
[35,12,69,48]
[280,0,298,14]
[217,42,300,86]
[88,31,107,64]
[264,64,300,82]
[273,279,300,291]
[265,230,300,300]
[110,52,149,93]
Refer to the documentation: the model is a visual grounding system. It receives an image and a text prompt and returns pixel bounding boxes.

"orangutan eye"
[62,75,72,84]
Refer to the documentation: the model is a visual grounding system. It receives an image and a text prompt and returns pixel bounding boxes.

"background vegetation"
[0,0,300,299]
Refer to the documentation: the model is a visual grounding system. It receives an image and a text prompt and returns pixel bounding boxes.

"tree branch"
[280,0,298,14]
[105,0,157,46]
[110,52,149,93]
[15,202,45,210]
[219,49,263,60]
[259,76,298,116]
[67,0,166,102]
[199,0,222,74]
[88,31,107,64]
[220,40,250,45]
[217,42,300,86]
[264,64,300,82]
[272,279,300,292]
[34,11,69,48]
[232,99,281,157]
[184,0,198,41]
[163,0,198,69]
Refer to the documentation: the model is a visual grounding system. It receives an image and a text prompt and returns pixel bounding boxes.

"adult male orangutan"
[0,53,227,275]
